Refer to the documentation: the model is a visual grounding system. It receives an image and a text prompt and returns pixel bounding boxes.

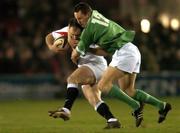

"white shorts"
[78,63,107,82]
[109,42,141,73]
[78,52,107,82]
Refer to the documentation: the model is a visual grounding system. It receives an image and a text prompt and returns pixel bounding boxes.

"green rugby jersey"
[76,10,135,55]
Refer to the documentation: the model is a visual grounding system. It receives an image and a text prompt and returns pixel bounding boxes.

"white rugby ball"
[53,37,67,48]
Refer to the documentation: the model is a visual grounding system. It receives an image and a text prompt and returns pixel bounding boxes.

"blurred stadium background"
[0,0,179,100]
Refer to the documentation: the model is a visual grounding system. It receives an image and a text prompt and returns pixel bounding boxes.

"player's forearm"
[76,26,93,56]
[76,41,87,56]
[45,33,54,49]
[88,48,109,57]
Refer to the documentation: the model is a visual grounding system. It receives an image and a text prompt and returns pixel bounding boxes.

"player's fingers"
[71,57,77,65]
[52,113,58,118]
[53,115,57,118]
[48,111,55,116]
[48,113,53,116]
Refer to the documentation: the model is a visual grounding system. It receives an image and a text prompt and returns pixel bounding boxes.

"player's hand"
[71,49,80,65]
[48,43,61,53]
[48,42,69,53]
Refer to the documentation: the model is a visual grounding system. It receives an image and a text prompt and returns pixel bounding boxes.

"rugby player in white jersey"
[46,18,121,129]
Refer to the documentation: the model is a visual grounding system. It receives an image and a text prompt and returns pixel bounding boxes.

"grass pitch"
[0,97,179,133]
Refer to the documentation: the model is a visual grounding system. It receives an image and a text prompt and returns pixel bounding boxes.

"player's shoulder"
[52,26,68,39]
[58,26,68,32]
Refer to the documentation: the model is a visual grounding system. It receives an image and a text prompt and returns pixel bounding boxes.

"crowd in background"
[0,0,179,84]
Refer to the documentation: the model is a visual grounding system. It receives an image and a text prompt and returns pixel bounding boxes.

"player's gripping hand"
[52,39,69,52]
[71,49,80,65]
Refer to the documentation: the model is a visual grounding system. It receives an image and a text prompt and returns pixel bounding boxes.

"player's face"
[74,11,89,28]
[68,26,81,48]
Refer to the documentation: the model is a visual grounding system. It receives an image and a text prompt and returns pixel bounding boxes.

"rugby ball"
[53,37,67,48]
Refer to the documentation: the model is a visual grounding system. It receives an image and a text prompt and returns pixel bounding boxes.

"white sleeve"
[51,26,68,40]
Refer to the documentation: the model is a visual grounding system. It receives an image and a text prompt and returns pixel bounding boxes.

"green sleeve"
[120,30,135,43]
[76,24,94,56]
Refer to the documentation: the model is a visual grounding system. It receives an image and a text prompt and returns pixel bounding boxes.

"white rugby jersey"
[51,27,107,67]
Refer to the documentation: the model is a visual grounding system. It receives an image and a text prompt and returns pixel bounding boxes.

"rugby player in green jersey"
[71,2,172,126]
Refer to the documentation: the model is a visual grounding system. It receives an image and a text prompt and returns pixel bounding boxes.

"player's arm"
[45,33,54,50]
[75,24,94,56]
[119,30,136,44]
[45,32,69,53]
[72,28,93,64]
[45,33,61,53]
[88,47,109,57]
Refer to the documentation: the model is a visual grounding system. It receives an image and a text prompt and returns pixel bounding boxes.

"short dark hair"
[68,18,83,31]
[74,2,92,15]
